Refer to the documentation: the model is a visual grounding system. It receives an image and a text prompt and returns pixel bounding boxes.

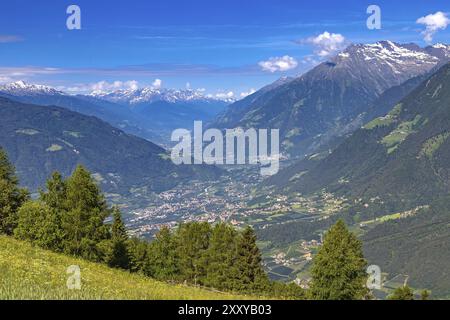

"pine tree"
[105,207,130,269]
[148,226,179,280]
[128,237,152,275]
[389,285,414,300]
[203,223,238,291]
[176,222,212,285]
[61,165,110,261]
[40,171,67,212]
[0,147,28,234]
[310,220,368,300]
[234,226,269,292]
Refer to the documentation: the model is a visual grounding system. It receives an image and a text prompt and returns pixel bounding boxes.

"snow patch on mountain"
[90,87,235,105]
[328,41,450,89]
[0,81,64,96]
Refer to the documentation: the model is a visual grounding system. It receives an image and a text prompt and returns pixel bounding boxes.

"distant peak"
[90,86,232,105]
[13,80,27,87]
[433,43,449,49]
[0,81,63,96]
[337,40,443,62]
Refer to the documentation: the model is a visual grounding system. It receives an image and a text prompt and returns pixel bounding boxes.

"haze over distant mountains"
[0,81,230,145]
[89,86,235,105]
[0,96,219,199]
[213,42,450,158]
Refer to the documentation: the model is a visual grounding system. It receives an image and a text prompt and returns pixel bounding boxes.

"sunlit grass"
[0,236,257,300]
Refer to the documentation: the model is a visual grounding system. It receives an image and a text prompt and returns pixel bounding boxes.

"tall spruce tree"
[105,207,130,269]
[40,171,67,212]
[61,165,110,261]
[148,226,179,280]
[176,222,212,285]
[128,237,152,275]
[203,223,238,291]
[0,148,28,234]
[234,226,269,292]
[310,220,368,300]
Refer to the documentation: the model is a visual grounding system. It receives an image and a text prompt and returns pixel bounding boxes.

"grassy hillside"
[0,236,255,300]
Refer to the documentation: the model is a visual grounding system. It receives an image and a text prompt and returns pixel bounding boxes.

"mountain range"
[89,87,229,143]
[0,81,230,145]
[270,62,450,208]
[213,42,450,158]
[261,61,450,296]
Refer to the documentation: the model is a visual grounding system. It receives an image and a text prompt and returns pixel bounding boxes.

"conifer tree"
[234,226,269,292]
[40,171,67,212]
[105,207,130,269]
[203,223,238,291]
[128,237,152,275]
[310,220,368,300]
[389,285,414,300]
[0,148,28,234]
[148,226,179,280]
[176,222,212,285]
[61,165,110,261]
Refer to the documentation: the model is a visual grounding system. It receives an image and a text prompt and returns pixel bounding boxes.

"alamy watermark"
[366,265,382,290]
[171,121,280,176]
[66,265,81,290]
[66,5,81,30]
[367,5,381,30]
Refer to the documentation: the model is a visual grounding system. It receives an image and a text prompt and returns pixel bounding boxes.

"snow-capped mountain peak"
[341,41,439,65]
[90,87,233,105]
[433,43,449,50]
[0,81,63,96]
[426,43,450,59]
[326,41,449,90]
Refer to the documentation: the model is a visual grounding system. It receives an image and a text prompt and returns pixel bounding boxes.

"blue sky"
[0,0,449,97]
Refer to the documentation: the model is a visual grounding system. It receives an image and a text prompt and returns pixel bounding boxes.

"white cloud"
[215,91,234,99]
[259,55,298,73]
[151,78,162,89]
[240,88,256,98]
[207,91,235,101]
[0,35,23,43]
[0,66,62,82]
[91,80,139,92]
[0,76,13,84]
[416,11,450,43]
[0,66,64,86]
[305,31,346,58]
